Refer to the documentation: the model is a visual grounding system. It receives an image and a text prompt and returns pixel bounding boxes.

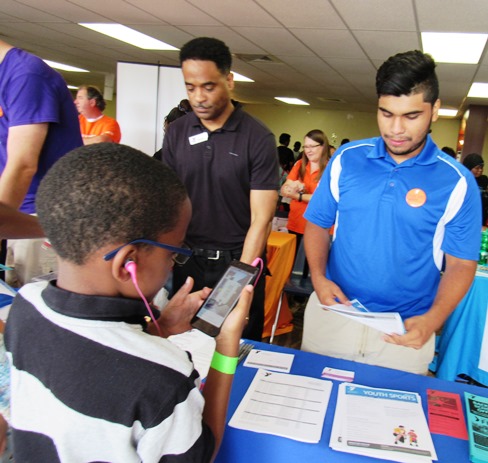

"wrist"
[211,350,238,375]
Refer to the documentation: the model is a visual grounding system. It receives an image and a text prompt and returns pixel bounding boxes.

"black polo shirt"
[162,103,279,249]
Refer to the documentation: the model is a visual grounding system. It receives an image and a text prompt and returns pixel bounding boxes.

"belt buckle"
[208,250,220,260]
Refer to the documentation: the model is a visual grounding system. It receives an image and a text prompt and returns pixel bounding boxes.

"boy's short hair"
[36,143,188,265]
[376,50,439,105]
[179,37,232,75]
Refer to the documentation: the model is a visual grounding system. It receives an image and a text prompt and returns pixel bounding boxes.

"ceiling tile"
[332,0,417,31]
[188,0,280,27]
[234,27,316,56]
[416,0,488,32]
[291,29,366,59]
[354,30,420,60]
[125,0,220,26]
[255,0,345,29]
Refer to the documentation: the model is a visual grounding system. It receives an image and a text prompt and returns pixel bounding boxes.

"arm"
[82,133,115,145]
[0,203,44,239]
[281,180,312,203]
[304,221,348,305]
[203,285,253,461]
[240,189,278,264]
[280,179,304,198]
[385,254,477,348]
[0,123,48,209]
[81,117,121,145]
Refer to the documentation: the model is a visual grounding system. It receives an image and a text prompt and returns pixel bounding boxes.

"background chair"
[270,239,313,343]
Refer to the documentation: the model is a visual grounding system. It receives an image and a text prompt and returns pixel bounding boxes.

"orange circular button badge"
[406,188,427,208]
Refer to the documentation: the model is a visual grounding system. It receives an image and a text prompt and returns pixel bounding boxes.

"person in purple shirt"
[0,39,82,286]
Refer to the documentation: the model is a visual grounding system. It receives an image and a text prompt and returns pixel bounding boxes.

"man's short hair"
[279,133,291,145]
[441,146,457,159]
[463,153,484,170]
[81,85,106,111]
[179,37,232,75]
[376,50,439,105]
[36,143,188,265]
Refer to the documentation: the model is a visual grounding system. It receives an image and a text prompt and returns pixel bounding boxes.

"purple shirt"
[0,48,82,213]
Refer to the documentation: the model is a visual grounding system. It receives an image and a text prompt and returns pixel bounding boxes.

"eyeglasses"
[303,144,322,150]
[103,239,193,265]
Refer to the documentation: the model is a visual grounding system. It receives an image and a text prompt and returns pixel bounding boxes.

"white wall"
[244,104,461,151]
[116,62,187,155]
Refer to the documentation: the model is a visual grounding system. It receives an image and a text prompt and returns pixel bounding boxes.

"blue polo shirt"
[305,136,481,318]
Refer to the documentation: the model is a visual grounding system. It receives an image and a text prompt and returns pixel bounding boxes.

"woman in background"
[153,99,192,161]
[463,153,488,227]
[280,129,330,274]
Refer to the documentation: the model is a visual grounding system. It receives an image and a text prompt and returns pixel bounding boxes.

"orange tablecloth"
[262,231,296,338]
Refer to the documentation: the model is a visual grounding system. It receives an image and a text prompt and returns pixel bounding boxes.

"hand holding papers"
[321,299,405,335]
[229,369,332,443]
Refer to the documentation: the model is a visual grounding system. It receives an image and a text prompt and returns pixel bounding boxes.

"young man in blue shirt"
[302,50,480,374]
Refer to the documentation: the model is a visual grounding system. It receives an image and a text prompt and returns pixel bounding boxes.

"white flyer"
[229,369,332,443]
[478,299,488,373]
[321,299,405,335]
[243,349,294,373]
[330,383,437,463]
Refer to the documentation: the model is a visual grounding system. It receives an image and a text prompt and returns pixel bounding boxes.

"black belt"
[192,248,242,260]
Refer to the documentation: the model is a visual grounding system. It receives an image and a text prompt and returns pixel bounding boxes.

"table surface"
[215,341,487,463]
[437,272,488,385]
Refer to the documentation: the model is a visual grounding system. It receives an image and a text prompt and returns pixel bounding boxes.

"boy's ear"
[110,246,136,283]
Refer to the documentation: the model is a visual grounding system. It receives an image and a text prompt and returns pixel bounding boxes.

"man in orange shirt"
[75,85,121,144]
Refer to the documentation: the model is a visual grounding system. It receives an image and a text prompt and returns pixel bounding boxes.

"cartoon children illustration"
[408,429,419,446]
[393,425,406,444]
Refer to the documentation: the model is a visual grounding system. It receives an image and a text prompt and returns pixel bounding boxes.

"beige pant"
[6,238,57,287]
[301,292,435,375]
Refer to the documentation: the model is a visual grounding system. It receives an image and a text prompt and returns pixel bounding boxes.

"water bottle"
[480,230,488,264]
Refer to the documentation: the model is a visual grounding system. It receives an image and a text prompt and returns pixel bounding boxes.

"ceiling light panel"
[79,23,178,50]
[421,32,488,64]
[275,97,309,105]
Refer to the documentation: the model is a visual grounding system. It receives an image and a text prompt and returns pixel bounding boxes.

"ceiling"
[2,0,488,114]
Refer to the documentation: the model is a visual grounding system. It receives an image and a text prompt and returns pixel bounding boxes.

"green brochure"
[465,392,488,463]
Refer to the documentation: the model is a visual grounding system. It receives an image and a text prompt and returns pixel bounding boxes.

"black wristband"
[298,191,303,202]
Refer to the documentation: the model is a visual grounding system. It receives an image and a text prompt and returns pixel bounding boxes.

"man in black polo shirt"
[162,37,279,340]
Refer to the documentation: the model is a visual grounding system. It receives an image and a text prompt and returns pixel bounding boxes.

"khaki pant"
[6,238,57,287]
[301,291,435,375]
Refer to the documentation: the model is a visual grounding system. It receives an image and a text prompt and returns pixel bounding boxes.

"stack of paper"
[465,392,488,463]
[321,299,405,335]
[330,383,437,463]
[229,369,332,443]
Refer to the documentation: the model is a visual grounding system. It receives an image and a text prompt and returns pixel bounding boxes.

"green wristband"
[210,351,238,375]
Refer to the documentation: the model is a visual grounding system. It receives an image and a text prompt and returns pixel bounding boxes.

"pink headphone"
[125,259,162,337]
